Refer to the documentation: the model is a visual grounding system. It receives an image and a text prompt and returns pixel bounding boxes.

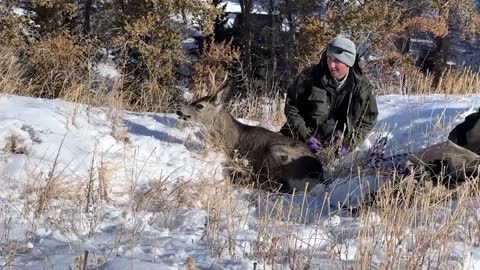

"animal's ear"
[212,79,234,106]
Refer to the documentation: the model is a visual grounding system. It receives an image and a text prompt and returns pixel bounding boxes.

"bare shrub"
[293,17,335,72]
[22,33,94,99]
[190,40,240,99]
[0,47,31,94]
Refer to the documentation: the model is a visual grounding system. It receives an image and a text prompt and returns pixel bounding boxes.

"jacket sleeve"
[284,74,312,141]
[349,87,378,149]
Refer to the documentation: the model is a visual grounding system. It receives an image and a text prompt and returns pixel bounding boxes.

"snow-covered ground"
[0,93,480,269]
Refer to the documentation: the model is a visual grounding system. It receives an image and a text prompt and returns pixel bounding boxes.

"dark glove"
[306,137,322,154]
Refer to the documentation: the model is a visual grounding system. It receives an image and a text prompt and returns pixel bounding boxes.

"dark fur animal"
[177,80,324,193]
[362,135,479,189]
[355,139,480,211]
[448,108,480,155]
[406,140,480,187]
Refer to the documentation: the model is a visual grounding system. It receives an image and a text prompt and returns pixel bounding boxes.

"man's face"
[327,55,350,80]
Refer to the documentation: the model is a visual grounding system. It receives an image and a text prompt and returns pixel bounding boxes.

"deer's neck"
[212,109,243,148]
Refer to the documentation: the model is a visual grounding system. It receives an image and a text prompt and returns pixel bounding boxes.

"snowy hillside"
[0,93,480,269]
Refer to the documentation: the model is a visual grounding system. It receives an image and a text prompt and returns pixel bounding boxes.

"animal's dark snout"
[176,110,190,121]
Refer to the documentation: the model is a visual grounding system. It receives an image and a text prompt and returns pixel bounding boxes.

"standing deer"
[177,80,324,193]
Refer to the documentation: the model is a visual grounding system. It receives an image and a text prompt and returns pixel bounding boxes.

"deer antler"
[207,66,216,89]
[207,67,229,94]
[220,69,229,86]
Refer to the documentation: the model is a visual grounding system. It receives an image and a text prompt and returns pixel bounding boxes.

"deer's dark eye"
[195,103,204,110]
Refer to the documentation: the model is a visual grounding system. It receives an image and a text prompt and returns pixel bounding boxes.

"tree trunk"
[432,9,451,90]
[83,0,93,34]
[284,0,295,85]
[239,0,253,80]
[431,35,449,90]
[268,0,277,93]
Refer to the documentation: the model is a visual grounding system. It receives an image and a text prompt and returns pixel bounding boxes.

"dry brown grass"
[228,92,285,128]
[0,97,477,270]
[1,36,477,123]
[0,37,179,115]
[0,47,31,95]
[1,26,480,269]
[192,106,480,268]
[200,160,480,269]
[374,66,480,95]
[355,174,480,269]
[433,68,480,95]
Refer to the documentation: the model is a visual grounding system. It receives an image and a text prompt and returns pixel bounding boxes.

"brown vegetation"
[0,0,478,115]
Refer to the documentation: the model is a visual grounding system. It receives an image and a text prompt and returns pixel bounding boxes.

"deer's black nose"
[176,111,190,121]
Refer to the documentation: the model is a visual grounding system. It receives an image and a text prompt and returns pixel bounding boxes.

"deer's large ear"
[212,79,234,106]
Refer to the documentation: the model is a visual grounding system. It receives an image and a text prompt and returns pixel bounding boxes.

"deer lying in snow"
[406,108,480,186]
[407,140,480,186]
[177,80,324,193]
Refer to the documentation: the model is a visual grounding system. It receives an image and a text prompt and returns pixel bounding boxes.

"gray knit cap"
[326,37,357,67]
